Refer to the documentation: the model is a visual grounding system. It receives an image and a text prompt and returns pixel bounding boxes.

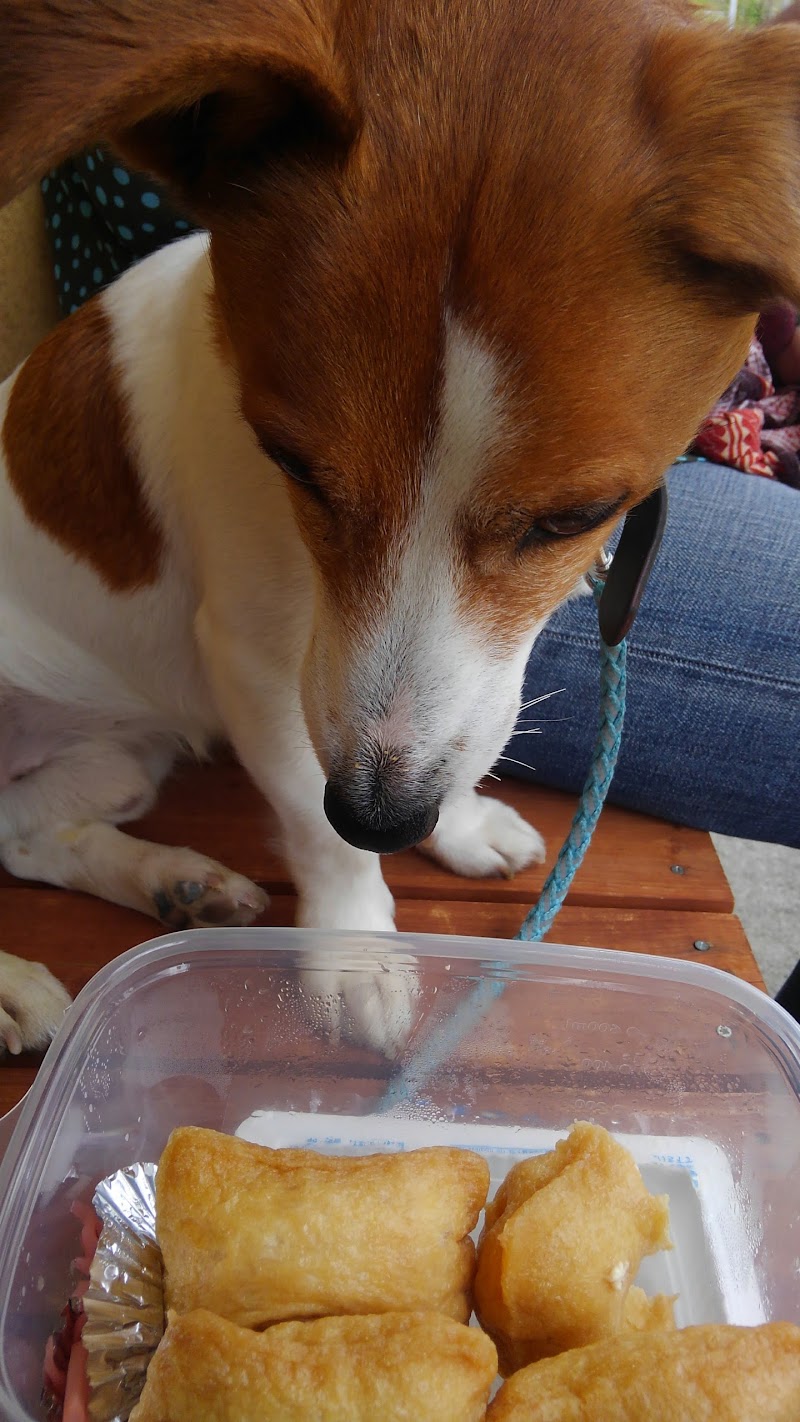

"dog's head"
[3,0,800,851]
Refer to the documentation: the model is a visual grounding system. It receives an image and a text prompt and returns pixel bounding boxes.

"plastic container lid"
[0,927,799,1421]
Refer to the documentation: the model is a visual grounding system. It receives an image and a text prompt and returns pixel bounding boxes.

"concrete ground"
[712,835,798,997]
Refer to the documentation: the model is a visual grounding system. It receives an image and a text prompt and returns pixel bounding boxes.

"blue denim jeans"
[503,461,800,849]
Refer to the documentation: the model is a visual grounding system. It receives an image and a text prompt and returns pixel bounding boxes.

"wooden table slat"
[1,890,761,996]
[0,763,735,914]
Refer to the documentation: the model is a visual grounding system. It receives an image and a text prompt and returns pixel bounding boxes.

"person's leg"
[502,461,800,848]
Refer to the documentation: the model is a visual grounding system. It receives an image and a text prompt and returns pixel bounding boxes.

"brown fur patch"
[0,0,354,209]
[2,298,162,591]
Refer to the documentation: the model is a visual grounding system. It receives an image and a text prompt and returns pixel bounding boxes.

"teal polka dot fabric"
[41,149,197,317]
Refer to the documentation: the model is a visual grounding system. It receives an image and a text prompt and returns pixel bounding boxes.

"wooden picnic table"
[0,758,763,1117]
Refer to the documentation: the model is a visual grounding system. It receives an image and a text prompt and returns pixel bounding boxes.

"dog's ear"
[0,0,356,213]
[644,21,800,311]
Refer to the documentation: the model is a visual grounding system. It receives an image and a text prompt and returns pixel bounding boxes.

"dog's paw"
[421,791,546,879]
[0,951,72,1055]
[298,949,418,1060]
[294,876,413,1056]
[145,851,268,929]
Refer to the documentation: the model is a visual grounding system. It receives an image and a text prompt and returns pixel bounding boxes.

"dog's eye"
[259,439,325,500]
[262,442,312,483]
[518,502,621,551]
[538,510,602,537]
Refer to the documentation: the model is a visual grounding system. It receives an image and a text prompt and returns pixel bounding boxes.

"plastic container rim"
[1,926,798,1186]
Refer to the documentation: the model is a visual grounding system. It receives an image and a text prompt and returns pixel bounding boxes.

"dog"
[0,0,798,1057]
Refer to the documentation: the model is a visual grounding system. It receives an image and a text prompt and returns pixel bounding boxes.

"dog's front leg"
[223,699,395,934]
[197,616,415,1057]
[196,609,395,928]
[260,734,397,936]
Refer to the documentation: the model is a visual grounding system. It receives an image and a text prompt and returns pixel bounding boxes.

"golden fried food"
[485,1322,800,1421]
[130,1308,498,1422]
[474,1122,674,1373]
[156,1127,489,1327]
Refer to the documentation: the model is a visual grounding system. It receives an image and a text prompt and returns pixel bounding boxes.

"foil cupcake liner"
[82,1162,164,1422]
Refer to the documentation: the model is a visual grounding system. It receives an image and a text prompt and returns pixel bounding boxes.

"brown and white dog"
[0,0,798,1056]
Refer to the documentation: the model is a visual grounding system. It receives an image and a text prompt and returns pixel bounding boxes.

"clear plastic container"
[1,928,799,1422]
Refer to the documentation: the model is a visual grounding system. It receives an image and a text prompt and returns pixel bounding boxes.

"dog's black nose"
[323,779,439,854]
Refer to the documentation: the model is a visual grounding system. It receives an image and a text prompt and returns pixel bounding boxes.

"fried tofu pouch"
[486,1322,800,1421]
[474,1122,674,1373]
[156,1127,489,1327]
[129,1308,498,1422]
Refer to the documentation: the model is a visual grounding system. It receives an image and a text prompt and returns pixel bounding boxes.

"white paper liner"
[81,1162,164,1422]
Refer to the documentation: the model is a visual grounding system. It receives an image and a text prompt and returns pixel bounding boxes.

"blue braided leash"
[517,583,627,941]
[379,579,627,1112]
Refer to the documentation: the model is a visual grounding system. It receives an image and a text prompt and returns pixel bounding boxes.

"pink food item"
[43,1200,101,1422]
[62,1332,89,1422]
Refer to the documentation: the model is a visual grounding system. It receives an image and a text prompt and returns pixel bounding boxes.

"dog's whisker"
[496,754,535,772]
[517,688,566,712]
[512,715,573,728]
